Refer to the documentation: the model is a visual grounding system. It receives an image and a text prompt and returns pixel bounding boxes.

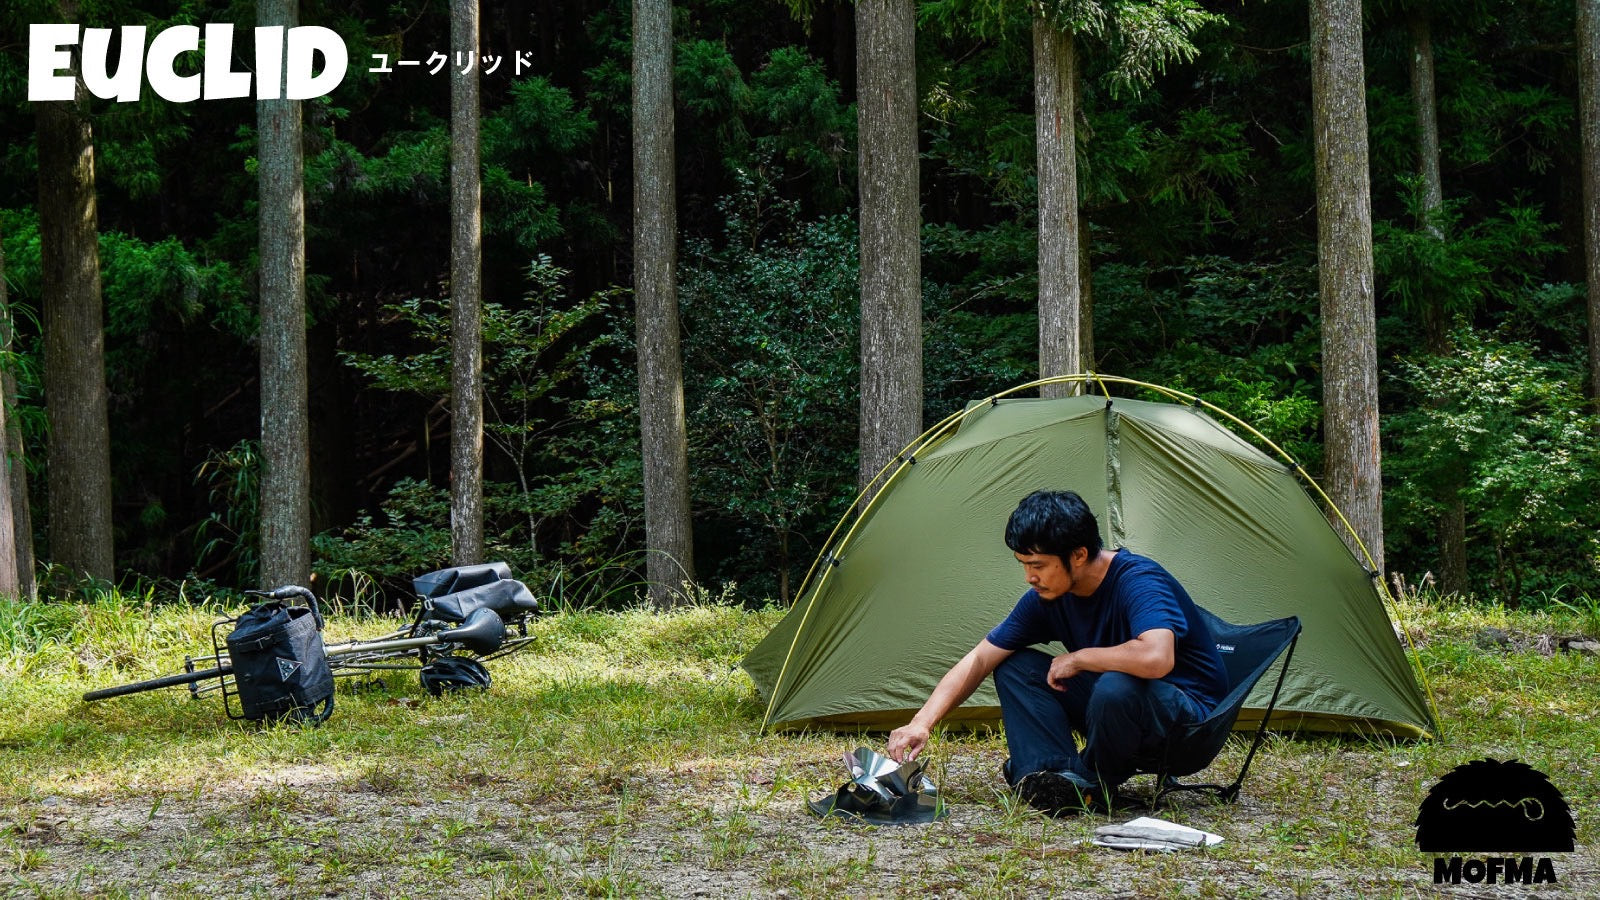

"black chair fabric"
[1137,606,1301,804]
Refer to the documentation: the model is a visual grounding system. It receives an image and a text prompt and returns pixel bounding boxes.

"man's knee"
[1086,671,1148,720]
[993,650,1053,700]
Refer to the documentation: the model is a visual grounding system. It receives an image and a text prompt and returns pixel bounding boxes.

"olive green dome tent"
[743,376,1437,738]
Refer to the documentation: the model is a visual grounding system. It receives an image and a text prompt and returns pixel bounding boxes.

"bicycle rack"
[206,614,246,718]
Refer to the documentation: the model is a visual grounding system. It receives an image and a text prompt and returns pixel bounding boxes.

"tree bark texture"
[0,222,30,597]
[1311,0,1385,574]
[1408,8,1467,594]
[1079,213,1094,373]
[1580,0,1600,404]
[36,66,115,585]
[1035,21,1082,400]
[258,0,312,587]
[450,0,486,567]
[633,0,696,606]
[856,0,923,493]
[1408,11,1444,249]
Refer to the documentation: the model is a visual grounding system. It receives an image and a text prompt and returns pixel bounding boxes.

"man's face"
[1015,549,1080,601]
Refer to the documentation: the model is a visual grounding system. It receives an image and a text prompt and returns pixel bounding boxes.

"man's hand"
[886,721,930,762]
[1048,651,1084,690]
[887,639,1013,763]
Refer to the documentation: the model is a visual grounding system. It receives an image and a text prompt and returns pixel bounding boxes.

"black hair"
[1004,490,1103,562]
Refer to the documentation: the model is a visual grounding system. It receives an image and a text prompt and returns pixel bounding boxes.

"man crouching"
[885,489,1227,814]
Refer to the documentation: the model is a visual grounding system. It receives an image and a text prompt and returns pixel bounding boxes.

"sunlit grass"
[1,588,1596,897]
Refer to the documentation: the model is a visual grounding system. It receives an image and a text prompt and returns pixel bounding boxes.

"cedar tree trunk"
[450,0,486,566]
[36,49,114,586]
[856,0,923,493]
[1311,0,1385,573]
[633,0,696,606]
[1035,20,1082,399]
[258,0,312,587]
[1580,0,1600,407]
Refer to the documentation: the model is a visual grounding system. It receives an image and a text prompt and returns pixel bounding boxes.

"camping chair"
[1134,606,1301,807]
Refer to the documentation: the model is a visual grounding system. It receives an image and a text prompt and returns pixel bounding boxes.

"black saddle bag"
[225,599,334,724]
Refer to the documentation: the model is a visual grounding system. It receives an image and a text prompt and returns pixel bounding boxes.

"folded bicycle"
[81,561,540,724]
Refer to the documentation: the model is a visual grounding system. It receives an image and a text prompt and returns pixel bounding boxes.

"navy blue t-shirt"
[985,549,1228,715]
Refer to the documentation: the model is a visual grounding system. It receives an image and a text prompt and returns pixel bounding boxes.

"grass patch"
[0,590,1596,896]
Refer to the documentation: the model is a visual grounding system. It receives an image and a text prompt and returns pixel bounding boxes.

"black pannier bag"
[224,596,334,724]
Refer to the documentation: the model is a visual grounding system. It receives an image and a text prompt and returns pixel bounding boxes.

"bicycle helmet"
[419,656,492,696]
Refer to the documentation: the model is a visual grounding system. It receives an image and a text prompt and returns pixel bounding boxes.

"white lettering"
[29,23,349,102]
[285,26,347,100]
[81,27,146,103]
[146,25,201,102]
[255,27,284,100]
[28,24,79,101]
[203,24,252,100]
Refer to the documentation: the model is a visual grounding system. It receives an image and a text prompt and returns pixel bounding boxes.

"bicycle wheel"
[82,664,233,702]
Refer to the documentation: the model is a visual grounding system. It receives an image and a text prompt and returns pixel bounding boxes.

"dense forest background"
[2,0,1597,608]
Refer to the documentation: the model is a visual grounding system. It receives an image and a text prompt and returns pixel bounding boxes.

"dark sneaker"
[1015,769,1108,816]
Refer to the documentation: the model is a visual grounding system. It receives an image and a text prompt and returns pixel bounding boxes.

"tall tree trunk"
[1311,0,1385,574]
[450,0,485,567]
[1580,0,1600,407]
[1409,10,1444,252]
[0,222,31,597]
[633,0,696,606]
[1035,20,1082,399]
[1079,214,1094,372]
[258,0,312,587]
[36,37,114,586]
[1408,7,1466,595]
[856,0,923,493]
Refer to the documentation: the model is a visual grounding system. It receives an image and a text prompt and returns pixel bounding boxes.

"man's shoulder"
[1110,549,1174,581]
[1105,550,1189,612]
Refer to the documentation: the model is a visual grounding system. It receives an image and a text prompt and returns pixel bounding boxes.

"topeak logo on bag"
[276,657,301,681]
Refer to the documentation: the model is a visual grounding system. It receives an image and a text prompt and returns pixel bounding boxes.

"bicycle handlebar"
[245,585,324,631]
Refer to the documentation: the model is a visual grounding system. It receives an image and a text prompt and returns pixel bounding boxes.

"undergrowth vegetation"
[1,588,1596,897]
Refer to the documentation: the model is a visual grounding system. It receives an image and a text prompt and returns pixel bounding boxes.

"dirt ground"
[7,753,1596,899]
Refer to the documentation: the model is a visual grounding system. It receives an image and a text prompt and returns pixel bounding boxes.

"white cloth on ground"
[1090,816,1223,852]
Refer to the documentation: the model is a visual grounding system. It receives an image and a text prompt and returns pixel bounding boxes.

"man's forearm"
[1062,632,1174,680]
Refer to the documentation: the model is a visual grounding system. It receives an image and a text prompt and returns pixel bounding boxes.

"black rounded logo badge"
[1415,758,1575,853]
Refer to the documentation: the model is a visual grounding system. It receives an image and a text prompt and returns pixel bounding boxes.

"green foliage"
[678,175,861,600]
[1139,107,1250,230]
[919,0,1225,97]
[1384,332,1600,605]
[1374,191,1562,328]
[1095,256,1324,466]
[193,440,262,587]
[747,48,856,207]
[923,47,1037,211]
[677,40,754,136]
[0,0,1595,625]
[1082,1,1226,98]
[310,477,454,582]
[482,77,598,252]
[326,258,607,583]
[672,42,856,212]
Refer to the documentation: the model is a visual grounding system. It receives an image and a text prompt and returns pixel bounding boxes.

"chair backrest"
[1153,606,1301,778]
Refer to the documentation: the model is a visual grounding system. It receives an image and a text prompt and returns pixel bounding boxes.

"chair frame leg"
[1149,633,1300,808]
